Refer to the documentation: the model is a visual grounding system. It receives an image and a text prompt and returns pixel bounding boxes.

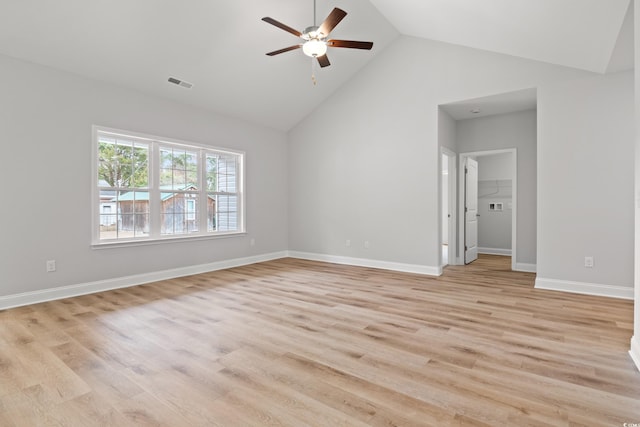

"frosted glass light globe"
[302,39,327,57]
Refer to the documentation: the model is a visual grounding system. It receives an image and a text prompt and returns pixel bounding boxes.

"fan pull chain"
[311,58,317,85]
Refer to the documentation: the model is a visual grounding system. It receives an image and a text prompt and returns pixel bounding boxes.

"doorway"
[440,148,456,267]
[438,88,537,273]
[458,149,517,270]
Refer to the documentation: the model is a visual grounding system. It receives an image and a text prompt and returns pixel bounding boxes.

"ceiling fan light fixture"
[302,39,327,57]
[262,6,372,73]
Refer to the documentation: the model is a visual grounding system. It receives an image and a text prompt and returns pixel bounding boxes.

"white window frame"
[92,126,245,247]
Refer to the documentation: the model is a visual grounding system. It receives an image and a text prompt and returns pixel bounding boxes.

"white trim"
[478,247,512,256]
[0,251,441,311]
[630,336,640,372]
[514,262,537,273]
[535,277,633,300]
[288,251,442,276]
[0,251,288,311]
[91,231,247,249]
[95,125,245,155]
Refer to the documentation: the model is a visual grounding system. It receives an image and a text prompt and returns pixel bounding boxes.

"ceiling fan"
[261,1,374,70]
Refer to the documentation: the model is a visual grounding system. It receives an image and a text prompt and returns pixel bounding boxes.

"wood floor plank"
[0,254,638,426]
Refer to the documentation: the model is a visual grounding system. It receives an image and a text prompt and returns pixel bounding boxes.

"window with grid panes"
[93,127,244,245]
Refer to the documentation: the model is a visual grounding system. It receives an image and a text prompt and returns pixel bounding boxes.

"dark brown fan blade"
[327,39,374,50]
[266,45,302,56]
[262,17,302,37]
[317,54,330,68]
[318,8,347,37]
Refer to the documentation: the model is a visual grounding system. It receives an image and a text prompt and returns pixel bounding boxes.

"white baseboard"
[5,250,628,312]
[630,336,640,373]
[535,277,633,300]
[478,247,512,256]
[514,263,537,273]
[288,251,442,276]
[0,251,289,311]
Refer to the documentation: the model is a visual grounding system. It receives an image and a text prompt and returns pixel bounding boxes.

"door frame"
[457,148,517,270]
[440,147,457,267]
[464,156,479,264]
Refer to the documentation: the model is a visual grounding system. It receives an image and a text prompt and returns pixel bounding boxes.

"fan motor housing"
[302,26,325,40]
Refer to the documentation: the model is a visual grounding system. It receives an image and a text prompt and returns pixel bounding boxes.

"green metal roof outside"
[112,184,198,202]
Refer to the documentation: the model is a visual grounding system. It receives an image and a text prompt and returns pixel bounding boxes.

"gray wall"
[288,35,634,292]
[538,71,633,287]
[438,108,458,152]
[457,110,536,266]
[477,152,514,181]
[477,179,512,253]
[477,152,513,253]
[0,54,289,297]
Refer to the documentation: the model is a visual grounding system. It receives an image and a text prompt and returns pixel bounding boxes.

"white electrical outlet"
[46,260,56,272]
[345,239,351,247]
[584,256,594,268]
[250,238,255,247]
[364,241,370,249]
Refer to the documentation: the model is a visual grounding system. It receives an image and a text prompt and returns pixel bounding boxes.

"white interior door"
[465,157,478,264]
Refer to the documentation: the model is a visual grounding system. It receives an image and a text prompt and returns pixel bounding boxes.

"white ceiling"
[0,0,632,131]
[0,0,398,131]
[440,88,537,121]
[369,0,632,73]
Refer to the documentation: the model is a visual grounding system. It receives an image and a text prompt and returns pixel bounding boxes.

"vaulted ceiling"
[0,0,632,131]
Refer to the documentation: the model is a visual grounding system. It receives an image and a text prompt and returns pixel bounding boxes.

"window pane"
[207,194,216,231]
[160,147,199,190]
[133,194,150,238]
[160,148,174,187]
[206,155,217,191]
[98,196,117,240]
[161,193,199,235]
[186,151,198,186]
[217,155,237,192]
[215,194,238,232]
[98,136,148,188]
[99,191,149,240]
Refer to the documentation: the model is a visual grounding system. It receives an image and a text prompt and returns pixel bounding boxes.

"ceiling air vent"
[168,77,193,89]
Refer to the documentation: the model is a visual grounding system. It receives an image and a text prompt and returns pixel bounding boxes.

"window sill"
[91,231,246,249]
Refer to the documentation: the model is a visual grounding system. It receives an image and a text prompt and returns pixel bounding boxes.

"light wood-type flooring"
[0,255,638,426]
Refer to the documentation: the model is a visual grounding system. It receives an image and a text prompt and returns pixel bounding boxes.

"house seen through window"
[94,127,244,244]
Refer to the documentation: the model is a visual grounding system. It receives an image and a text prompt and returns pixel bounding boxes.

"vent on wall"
[168,77,194,89]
